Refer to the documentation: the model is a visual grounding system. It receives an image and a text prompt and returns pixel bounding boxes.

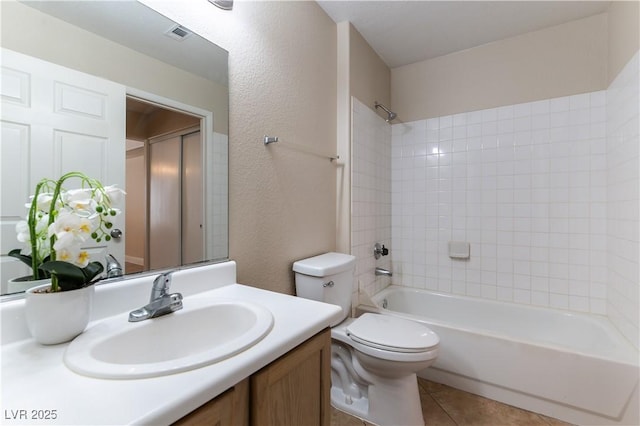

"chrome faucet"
[105,254,123,278]
[375,267,393,277]
[128,272,183,322]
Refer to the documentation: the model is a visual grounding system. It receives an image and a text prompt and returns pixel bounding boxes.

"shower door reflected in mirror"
[125,97,210,273]
[148,130,203,270]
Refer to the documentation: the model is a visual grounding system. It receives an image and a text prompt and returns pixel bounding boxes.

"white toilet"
[293,252,439,426]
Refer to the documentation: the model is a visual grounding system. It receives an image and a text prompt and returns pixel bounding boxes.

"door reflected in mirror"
[127,98,204,273]
[0,0,229,296]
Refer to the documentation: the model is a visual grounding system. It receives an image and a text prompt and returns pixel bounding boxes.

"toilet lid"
[346,313,439,353]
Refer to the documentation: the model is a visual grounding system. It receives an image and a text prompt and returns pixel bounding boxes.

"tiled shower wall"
[351,53,638,348]
[208,132,228,261]
[351,98,392,305]
[391,90,609,314]
[606,52,639,349]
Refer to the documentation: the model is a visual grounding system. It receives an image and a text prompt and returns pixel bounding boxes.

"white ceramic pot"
[25,284,95,345]
[5,276,51,295]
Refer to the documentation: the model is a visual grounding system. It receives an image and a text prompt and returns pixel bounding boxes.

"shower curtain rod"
[263,136,340,162]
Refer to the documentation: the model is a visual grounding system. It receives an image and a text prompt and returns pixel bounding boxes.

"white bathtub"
[361,285,639,426]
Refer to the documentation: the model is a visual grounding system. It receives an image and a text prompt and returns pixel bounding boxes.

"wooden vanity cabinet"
[175,328,331,426]
[251,328,331,426]
[175,379,249,426]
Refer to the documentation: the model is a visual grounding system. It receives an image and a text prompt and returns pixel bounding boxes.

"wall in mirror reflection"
[0,1,229,295]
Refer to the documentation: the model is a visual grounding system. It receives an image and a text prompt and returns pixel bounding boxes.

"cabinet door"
[174,378,249,426]
[251,329,331,426]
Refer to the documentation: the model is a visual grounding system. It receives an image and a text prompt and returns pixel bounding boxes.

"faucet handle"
[373,243,390,259]
[169,292,184,309]
[151,272,173,301]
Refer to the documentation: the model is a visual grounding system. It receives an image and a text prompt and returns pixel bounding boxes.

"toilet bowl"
[345,313,439,375]
[293,252,440,426]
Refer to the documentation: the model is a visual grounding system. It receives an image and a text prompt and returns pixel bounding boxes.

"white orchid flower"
[38,193,57,212]
[17,215,48,241]
[48,209,94,245]
[16,221,30,243]
[37,238,51,260]
[16,172,126,289]
[34,213,49,234]
[74,250,91,268]
[25,193,57,213]
[51,230,75,251]
[54,243,79,263]
[104,185,126,203]
[54,241,90,267]
[64,188,98,215]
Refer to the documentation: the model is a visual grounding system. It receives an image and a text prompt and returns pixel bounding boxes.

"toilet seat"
[347,313,439,354]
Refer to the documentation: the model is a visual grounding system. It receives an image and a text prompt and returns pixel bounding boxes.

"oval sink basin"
[64,298,274,379]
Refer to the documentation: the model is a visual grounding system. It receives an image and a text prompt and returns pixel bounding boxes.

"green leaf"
[40,261,103,291]
[8,248,36,268]
[40,261,85,291]
[82,261,104,283]
[8,249,51,279]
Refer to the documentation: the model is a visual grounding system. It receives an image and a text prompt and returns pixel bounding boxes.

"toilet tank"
[293,252,355,324]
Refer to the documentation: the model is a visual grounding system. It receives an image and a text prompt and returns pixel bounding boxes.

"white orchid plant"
[9,171,125,292]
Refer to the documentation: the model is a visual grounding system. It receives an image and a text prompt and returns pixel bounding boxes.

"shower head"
[374,101,397,123]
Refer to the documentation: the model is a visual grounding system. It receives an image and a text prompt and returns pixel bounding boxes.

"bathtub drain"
[382,298,388,309]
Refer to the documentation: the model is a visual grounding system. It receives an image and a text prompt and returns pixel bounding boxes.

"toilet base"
[366,373,425,426]
[331,386,369,421]
[330,371,425,426]
[329,323,430,426]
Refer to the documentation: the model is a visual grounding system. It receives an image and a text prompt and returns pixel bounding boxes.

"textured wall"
[349,25,391,119]
[391,13,608,122]
[607,1,640,85]
[336,22,391,254]
[141,1,338,294]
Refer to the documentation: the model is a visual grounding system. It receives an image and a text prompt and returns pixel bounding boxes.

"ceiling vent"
[165,24,192,41]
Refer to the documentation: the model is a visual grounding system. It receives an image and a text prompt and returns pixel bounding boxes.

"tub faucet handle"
[374,243,389,259]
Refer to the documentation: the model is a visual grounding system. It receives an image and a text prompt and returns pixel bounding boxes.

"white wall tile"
[351,98,392,306]
[353,53,639,352]
[386,60,638,341]
[606,51,639,349]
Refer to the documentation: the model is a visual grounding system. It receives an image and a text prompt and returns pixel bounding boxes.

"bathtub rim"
[366,285,639,366]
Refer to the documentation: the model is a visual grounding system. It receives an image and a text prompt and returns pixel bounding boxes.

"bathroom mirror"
[0,0,229,296]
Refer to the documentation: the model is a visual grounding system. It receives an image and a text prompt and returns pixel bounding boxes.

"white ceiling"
[317,1,611,68]
[22,1,611,78]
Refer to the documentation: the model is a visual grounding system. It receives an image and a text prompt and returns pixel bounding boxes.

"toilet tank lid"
[293,252,356,277]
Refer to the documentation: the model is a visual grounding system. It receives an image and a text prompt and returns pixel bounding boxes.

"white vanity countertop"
[1,262,342,425]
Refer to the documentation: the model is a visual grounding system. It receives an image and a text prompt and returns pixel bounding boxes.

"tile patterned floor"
[330,378,573,426]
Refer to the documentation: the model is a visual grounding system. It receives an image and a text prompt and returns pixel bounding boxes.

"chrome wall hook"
[263,136,279,145]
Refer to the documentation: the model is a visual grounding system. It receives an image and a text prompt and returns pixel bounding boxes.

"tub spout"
[375,267,392,277]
